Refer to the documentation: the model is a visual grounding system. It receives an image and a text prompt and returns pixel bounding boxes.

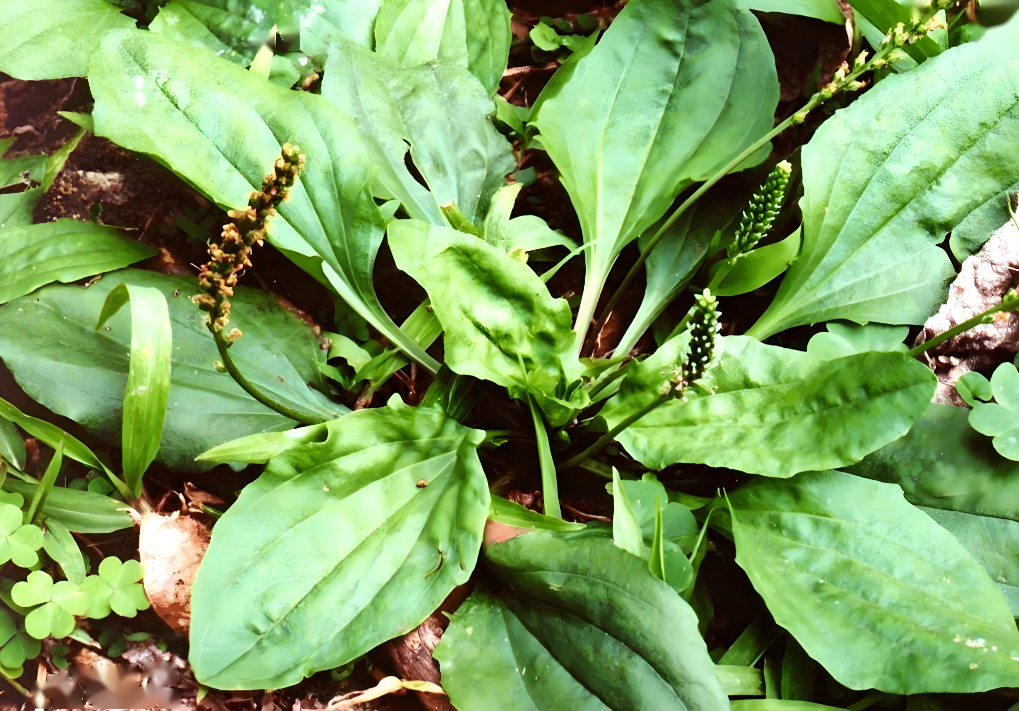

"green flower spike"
[80,557,150,619]
[728,161,792,260]
[680,290,721,389]
[12,571,89,639]
[0,606,40,677]
[0,503,43,568]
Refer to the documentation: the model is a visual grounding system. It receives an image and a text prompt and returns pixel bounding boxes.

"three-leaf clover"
[0,492,24,508]
[80,557,150,619]
[12,571,89,639]
[0,503,43,568]
[0,606,39,677]
[961,362,1019,460]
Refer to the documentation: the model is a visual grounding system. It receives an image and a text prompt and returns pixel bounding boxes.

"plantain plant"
[4,0,1019,708]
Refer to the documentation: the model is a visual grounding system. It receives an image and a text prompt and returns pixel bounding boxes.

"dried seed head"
[194,143,305,342]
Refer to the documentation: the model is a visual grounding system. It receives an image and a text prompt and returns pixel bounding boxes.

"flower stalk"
[193,144,321,426]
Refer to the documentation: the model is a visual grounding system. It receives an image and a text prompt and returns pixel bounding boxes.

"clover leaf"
[12,571,88,639]
[0,492,24,508]
[967,362,1019,460]
[0,606,39,677]
[79,557,149,619]
[0,503,43,568]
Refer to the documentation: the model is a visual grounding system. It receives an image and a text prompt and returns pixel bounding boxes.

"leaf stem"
[213,329,323,426]
[528,396,562,519]
[0,667,27,696]
[908,293,1019,358]
[557,392,670,472]
[599,38,905,323]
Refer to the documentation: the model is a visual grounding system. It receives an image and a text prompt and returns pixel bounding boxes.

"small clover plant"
[80,557,149,619]
[960,363,1019,460]
[12,570,89,639]
[0,606,39,677]
[0,503,43,569]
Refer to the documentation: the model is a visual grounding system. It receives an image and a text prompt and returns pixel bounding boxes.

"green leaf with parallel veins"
[4,480,132,534]
[375,0,469,67]
[600,336,935,477]
[389,219,587,426]
[709,227,802,298]
[532,0,778,341]
[615,202,726,357]
[189,398,489,689]
[0,220,156,306]
[748,24,1019,339]
[323,36,514,227]
[43,519,88,585]
[921,507,1019,615]
[89,28,436,373]
[435,529,729,711]
[847,403,1019,522]
[96,283,172,498]
[462,0,512,95]
[730,469,1019,693]
[0,269,344,472]
[0,0,134,80]
[0,418,26,471]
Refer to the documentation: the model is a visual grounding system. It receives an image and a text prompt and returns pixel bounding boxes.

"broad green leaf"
[42,519,88,585]
[89,28,437,373]
[731,702,844,711]
[602,336,934,477]
[435,529,729,711]
[189,398,489,689]
[0,189,41,230]
[3,480,132,534]
[0,419,26,471]
[846,403,1019,521]
[532,0,778,340]
[735,0,843,22]
[462,0,512,95]
[149,0,380,65]
[716,665,764,696]
[805,322,909,360]
[730,470,1019,694]
[0,0,134,80]
[96,283,172,497]
[323,36,514,227]
[0,270,344,472]
[617,473,699,553]
[921,507,1019,614]
[0,141,45,190]
[615,202,723,357]
[375,0,469,67]
[709,227,802,298]
[748,25,1019,339]
[483,185,577,253]
[0,220,156,305]
[388,219,587,425]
